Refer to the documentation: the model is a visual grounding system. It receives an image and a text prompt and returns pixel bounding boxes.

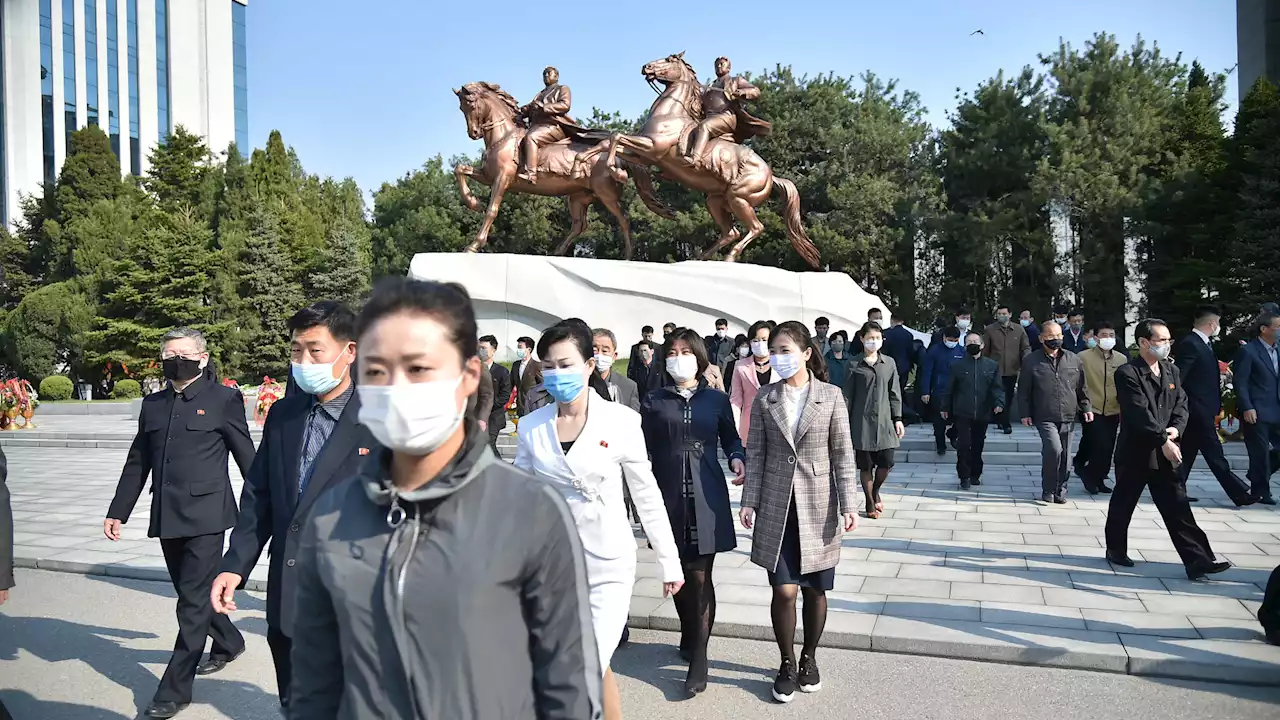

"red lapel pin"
[196,409,206,415]
[1168,383,1175,390]
[599,440,609,448]
[358,447,370,456]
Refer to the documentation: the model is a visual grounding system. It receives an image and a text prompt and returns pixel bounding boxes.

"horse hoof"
[610,168,628,183]
[463,243,481,253]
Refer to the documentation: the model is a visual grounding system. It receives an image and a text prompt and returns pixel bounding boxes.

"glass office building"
[1,0,249,225]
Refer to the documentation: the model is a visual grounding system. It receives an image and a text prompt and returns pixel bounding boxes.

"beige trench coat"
[741,377,859,575]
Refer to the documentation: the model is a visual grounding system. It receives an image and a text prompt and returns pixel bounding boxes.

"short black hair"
[830,330,849,345]
[536,319,593,364]
[1093,320,1115,333]
[517,336,535,349]
[955,306,971,317]
[1254,312,1280,336]
[1193,305,1220,323]
[637,339,657,351]
[289,300,357,343]
[815,316,830,326]
[943,325,961,340]
[1134,318,1168,341]
[1068,308,1084,319]
[859,321,884,339]
[663,327,710,377]
[1052,303,1069,315]
[995,304,1010,314]
[733,333,749,347]
[641,325,654,334]
[715,318,728,327]
[478,335,498,350]
[357,279,476,360]
[748,320,773,340]
[662,322,677,332]
[1262,302,1280,315]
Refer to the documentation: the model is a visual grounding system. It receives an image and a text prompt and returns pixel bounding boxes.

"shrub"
[39,375,75,401]
[111,379,142,399]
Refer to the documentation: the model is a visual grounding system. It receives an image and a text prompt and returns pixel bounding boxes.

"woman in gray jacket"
[289,278,603,720]
[842,322,905,519]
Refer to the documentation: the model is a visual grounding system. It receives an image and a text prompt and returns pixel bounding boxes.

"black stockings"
[674,556,716,687]
[861,468,889,514]
[770,585,827,661]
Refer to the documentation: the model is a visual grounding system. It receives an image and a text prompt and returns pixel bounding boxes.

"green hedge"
[38,375,75,401]
[110,379,142,399]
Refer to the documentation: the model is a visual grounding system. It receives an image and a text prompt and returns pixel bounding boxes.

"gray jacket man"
[1017,323,1093,503]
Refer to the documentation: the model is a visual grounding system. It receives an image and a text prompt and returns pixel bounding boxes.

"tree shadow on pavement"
[0,690,133,720]
[611,635,777,704]
[84,573,268,614]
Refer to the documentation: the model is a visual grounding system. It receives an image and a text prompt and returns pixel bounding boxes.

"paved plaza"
[3,414,1279,689]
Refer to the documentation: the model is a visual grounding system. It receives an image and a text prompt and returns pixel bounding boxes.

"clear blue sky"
[244,0,1238,196]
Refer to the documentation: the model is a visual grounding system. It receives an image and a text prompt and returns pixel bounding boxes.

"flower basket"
[254,376,283,425]
[1219,361,1242,442]
[0,379,37,430]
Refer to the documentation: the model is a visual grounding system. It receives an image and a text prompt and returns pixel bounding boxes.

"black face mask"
[1043,338,1063,351]
[162,358,203,383]
[966,344,982,356]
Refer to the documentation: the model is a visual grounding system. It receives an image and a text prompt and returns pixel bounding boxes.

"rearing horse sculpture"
[453,82,673,258]
[586,53,820,267]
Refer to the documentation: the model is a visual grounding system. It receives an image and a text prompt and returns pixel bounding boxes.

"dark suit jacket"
[1235,339,1280,425]
[1173,332,1221,418]
[604,371,641,411]
[1114,357,1188,471]
[514,357,543,417]
[221,389,377,635]
[1063,327,1088,354]
[108,375,256,538]
[487,362,513,424]
[629,361,664,395]
[0,446,12,592]
[882,325,916,385]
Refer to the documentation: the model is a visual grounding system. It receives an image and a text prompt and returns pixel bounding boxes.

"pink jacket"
[728,357,780,441]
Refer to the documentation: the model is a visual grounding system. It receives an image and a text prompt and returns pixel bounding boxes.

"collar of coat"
[360,420,494,507]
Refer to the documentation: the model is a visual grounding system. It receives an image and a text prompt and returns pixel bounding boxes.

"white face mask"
[1149,343,1172,361]
[666,355,699,383]
[737,346,750,358]
[1054,317,1068,325]
[863,338,883,353]
[358,378,464,456]
[716,329,727,339]
[770,353,802,379]
[956,319,971,331]
[594,353,614,371]
[1099,337,1117,351]
[750,339,769,358]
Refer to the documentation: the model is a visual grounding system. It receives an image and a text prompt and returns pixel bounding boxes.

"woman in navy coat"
[640,327,746,697]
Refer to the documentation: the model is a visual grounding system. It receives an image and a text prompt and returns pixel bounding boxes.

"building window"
[85,0,98,127]
[126,0,139,175]
[155,0,168,141]
[62,0,76,148]
[106,0,119,158]
[40,0,55,183]
[232,1,247,152]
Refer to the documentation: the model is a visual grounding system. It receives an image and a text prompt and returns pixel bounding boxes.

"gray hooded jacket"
[289,426,603,719]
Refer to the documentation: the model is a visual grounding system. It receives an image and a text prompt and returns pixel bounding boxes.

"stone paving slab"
[4,427,1280,685]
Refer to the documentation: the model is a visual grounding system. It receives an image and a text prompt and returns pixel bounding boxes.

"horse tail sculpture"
[774,176,820,269]
[629,164,677,220]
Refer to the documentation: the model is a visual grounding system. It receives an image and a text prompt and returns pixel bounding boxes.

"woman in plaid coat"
[739,321,859,704]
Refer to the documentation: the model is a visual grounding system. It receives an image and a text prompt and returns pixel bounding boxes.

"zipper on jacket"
[386,509,429,719]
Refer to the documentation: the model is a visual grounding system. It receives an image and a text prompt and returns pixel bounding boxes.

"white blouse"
[782,380,811,439]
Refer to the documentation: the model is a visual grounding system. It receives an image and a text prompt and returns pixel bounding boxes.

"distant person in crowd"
[843,322,905,518]
[739,321,857,705]
[702,357,725,391]
[210,301,373,714]
[813,316,831,357]
[882,313,916,421]
[729,320,780,442]
[479,335,513,452]
[853,307,886,356]
[515,320,683,720]
[1018,321,1092,505]
[640,328,745,696]
[1074,321,1126,495]
[1234,311,1280,505]
[105,327,255,719]
[628,339,664,395]
[593,328,641,411]
[705,318,734,368]
[1082,328,1096,350]
[662,322,678,345]
[723,333,750,395]
[1051,304,1070,330]
[468,360,495,429]
[289,280,602,719]
[1,446,11,607]
[932,306,972,346]
[513,335,543,418]
[941,332,1004,489]
[1105,318,1232,582]
[824,330,852,389]
[922,326,964,454]
[628,325,656,369]
[1062,308,1088,354]
[1174,306,1255,505]
[1021,309,1042,352]
[984,304,1031,435]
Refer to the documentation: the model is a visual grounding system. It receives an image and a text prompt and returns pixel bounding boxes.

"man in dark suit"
[1063,308,1088,354]
[882,314,917,422]
[0,446,11,607]
[1235,311,1280,504]
[513,335,543,418]
[704,318,734,369]
[478,335,513,451]
[1174,305,1254,505]
[593,328,642,411]
[628,339,664,394]
[105,327,256,719]
[1105,318,1230,581]
[627,325,656,370]
[209,302,373,713]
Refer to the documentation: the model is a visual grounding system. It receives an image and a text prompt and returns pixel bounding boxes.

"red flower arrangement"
[254,376,283,425]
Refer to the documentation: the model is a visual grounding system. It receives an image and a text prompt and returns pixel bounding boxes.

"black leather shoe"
[1186,560,1232,580]
[1098,484,1113,494]
[1186,496,1199,503]
[144,701,189,718]
[960,479,971,490]
[1257,496,1278,506]
[1083,484,1099,496]
[970,477,981,486]
[1054,495,1068,504]
[196,648,244,676]
[1105,551,1135,567]
[1233,495,1257,507]
[1002,426,1013,435]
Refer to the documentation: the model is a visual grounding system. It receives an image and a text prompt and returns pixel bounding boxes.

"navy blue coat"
[922,342,965,398]
[640,382,745,557]
[882,324,916,387]
[1235,339,1280,425]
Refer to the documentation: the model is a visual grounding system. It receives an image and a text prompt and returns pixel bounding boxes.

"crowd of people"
[0,279,1266,719]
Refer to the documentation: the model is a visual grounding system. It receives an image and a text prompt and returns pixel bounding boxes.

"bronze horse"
[585,53,820,268]
[453,82,672,258]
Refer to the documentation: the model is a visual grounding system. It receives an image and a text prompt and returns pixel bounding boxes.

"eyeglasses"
[161,352,203,361]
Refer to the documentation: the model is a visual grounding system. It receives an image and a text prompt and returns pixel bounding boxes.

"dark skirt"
[766,498,835,591]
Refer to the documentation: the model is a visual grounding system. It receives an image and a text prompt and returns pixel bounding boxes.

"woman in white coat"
[515,318,684,720]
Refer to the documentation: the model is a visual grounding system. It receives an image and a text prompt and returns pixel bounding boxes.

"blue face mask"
[543,367,586,404]
[944,340,959,349]
[292,358,347,396]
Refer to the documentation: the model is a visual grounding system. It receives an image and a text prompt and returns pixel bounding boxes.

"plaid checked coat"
[741,377,859,575]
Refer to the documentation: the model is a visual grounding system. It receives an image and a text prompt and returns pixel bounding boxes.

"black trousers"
[1079,414,1120,489]
[1180,410,1252,501]
[1000,376,1017,429]
[954,417,988,481]
[268,625,292,708]
[488,411,505,453]
[928,397,953,449]
[155,533,245,703]
[1105,463,1215,569]
[1242,419,1280,500]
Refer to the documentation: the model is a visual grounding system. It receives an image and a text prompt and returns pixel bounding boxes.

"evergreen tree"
[144,125,213,216]
[1230,78,1280,319]
[309,221,373,308]
[239,207,304,380]
[0,228,35,310]
[5,280,94,381]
